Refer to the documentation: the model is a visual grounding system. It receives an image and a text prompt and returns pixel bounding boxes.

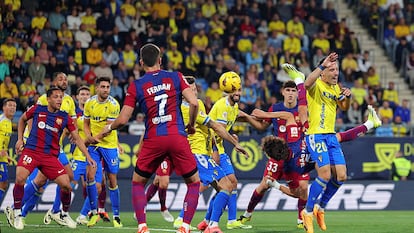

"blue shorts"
[194,154,226,186]
[88,146,119,175]
[305,134,345,168]
[72,160,87,182]
[218,153,234,176]
[0,162,8,182]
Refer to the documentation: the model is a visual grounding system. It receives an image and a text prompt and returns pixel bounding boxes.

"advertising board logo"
[363,143,400,172]
[231,139,262,171]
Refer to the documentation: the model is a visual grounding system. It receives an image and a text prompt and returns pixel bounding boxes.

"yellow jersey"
[84,95,120,149]
[306,78,341,134]
[0,114,12,163]
[181,99,212,155]
[72,113,86,161]
[208,96,238,154]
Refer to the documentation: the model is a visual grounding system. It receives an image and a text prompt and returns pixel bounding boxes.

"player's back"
[131,70,188,138]
[181,99,212,155]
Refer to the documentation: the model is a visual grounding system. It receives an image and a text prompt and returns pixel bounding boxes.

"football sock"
[158,187,167,211]
[306,177,328,213]
[80,197,91,216]
[145,183,158,201]
[210,190,230,222]
[297,83,307,106]
[86,181,98,211]
[98,183,106,209]
[22,192,41,217]
[13,183,25,209]
[247,189,264,213]
[319,179,343,209]
[182,181,200,224]
[0,188,4,201]
[132,181,147,223]
[228,190,238,221]
[109,185,120,216]
[298,198,307,220]
[60,189,71,212]
[52,186,61,213]
[338,125,367,142]
[82,185,87,199]
[204,194,216,221]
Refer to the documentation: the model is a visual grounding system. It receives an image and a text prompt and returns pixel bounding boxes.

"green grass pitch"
[0,211,412,232]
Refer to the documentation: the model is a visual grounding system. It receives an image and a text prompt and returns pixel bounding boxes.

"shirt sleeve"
[25,105,37,119]
[66,115,77,132]
[124,82,137,108]
[178,72,190,92]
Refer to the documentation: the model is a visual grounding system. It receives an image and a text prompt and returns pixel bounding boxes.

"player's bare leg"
[239,176,270,224]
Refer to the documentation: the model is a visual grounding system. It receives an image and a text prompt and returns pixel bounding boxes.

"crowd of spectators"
[0,0,410,136]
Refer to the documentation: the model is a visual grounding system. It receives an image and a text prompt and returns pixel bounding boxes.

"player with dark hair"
[5,87,96,230]
[100,43,200,233]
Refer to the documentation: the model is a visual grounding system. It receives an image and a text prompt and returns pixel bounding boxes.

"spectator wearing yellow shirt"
[4,0,21,12]
[312,32,330,55]
[209,13,226,36]
[192,29,208,52]
[216,0,228,18]
[86,41,103,66]
[57,22,73,49]
[121,0,136,17]
[286,15,305,39]
[0,36,17,63]
[81,7,97,36]
[283,32,301,56]
[31,10,47,30]
[166,42,183,70]
[341,52,359,79]
[172,0,186,27]
[185,46,201,76]
[201,0,217,19]
[350,79,368,106]
[366,66,380,88]
[205,82,223,103]
[17,41,34,67]
[378,101,394,120]
[0,76,18,100]
[237,30,252,54]
[383,81,399,107]
[392,116,409,137]
[135,0,152,19]
[268,13,286,35]
[19,76,36,109]
[121,44,137,70]
[394,18,410,39]
[152,0,171,19]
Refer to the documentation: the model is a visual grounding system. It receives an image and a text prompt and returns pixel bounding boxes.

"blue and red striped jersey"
[25,105,76,156]
[266,103,303,140]
[124,70,189,138]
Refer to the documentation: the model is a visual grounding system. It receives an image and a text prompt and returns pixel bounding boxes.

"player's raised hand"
[235,144,249,158]
[186,124,196,134]
[341,87,352,98]
[321,52,338,69]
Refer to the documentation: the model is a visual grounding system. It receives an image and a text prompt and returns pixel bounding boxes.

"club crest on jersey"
[38,121,46,129]
[222,112,227,119]
[279,125,286,132]
[56,118,62,125]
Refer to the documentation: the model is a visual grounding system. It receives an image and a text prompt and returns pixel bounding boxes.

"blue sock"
[228,190,237,221]
[22,192,41,217]
[80,197,91,216]
[0,188,5,201]
[306,177,328,213]
[205,194,216,221]
[87,181,98,211]
[22,180,38,205]
[210,190,230,222]
[319,179,343,209]
[109,185,120,216]
[179,208,184,218]
[52,185,61,213]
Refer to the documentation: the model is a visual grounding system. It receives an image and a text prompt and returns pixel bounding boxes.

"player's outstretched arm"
[238,109,270,131]
[305,52,338,90]
[208,120,249,158]
[266,178,298,198]
[101,105,134,135]
[252,109,296,126]
[337,87,351,111]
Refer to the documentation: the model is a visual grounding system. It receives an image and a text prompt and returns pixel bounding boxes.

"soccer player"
[20,72,77,225]
[301,53,351,233]
[99,43,200,233]
[4,87,96,230]
[199,71,252,231]
[0,99,16,201]
[83,76,123,228]
[173,76,248,233]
